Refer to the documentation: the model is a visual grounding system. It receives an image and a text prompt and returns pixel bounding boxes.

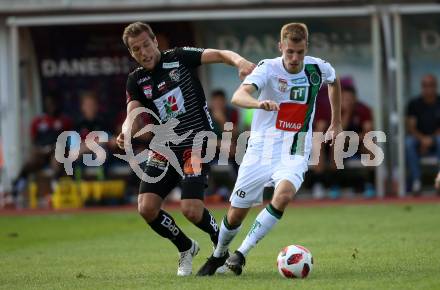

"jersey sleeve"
[242,60,269,90]
[175,47,204,68]
[125,73,143,104]
[315,58,336,84]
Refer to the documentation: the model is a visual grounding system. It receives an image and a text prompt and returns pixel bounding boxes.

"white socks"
[213,217,242,258]
[237,205,282,256]
[213,204,283,258]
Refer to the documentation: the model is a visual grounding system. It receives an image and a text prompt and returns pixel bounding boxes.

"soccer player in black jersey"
[116,22,255,276]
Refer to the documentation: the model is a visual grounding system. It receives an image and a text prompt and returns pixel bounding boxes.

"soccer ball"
[276,245,313,279]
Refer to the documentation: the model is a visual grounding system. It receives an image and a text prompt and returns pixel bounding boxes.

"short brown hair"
[280,23,308,43]
[122,22,155,49]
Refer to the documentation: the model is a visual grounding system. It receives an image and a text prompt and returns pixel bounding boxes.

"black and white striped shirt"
[126,47,214,151]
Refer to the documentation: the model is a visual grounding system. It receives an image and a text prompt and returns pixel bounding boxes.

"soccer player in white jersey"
[197,23,342,276]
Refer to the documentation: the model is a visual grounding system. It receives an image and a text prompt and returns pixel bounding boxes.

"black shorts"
[139,148,209,200]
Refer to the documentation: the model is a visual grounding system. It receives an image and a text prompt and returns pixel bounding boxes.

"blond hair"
[122,22,155,49]
[280,23,308,44]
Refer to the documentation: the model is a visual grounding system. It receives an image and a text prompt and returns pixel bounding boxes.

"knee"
[274,192,293,207]
[272,186,294,209]
[181,206,202,223]
[138,202,160,223]
[273,180,295,207]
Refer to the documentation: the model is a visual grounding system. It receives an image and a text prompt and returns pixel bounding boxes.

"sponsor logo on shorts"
[235,189,246,198]
[146,151,168,170]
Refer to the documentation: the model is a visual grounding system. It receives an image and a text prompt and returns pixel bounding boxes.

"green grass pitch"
[1,203,440,290]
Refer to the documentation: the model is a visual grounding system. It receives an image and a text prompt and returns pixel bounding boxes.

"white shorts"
[230,148,309,208]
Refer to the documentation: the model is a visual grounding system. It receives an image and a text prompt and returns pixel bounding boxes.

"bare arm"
[328,76,342,126]
[123,100,144,135]
[116,100,145,149]
[231,84,279,111]
[325,77,343,145]
[201,49,255,80]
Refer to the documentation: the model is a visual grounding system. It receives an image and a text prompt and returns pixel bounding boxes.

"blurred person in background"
[336,83,374,197]
[405,74,440,194]
[12,94,72,201]
[309,78,374,199]
[309,85,331,199]
[209,89,240,141]
[116,22,255,276]
[207,89,240,200]
[73,91,117,180]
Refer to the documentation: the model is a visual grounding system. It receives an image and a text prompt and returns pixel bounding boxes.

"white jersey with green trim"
[242,56,336,158]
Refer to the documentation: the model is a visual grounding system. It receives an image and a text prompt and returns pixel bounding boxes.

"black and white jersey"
[126,47,214,151]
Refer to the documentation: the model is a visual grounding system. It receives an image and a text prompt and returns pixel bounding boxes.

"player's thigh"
[139,163,181,199]
[180,161,209,200]
[179,159,209,220]
[230,162,272,208]
[272,156,309,196]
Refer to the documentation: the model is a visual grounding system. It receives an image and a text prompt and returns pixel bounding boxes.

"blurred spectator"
[340,85,373,150]
[405,74,440,194]
[207,89,240,200]
[435,172,440,194]
[73,92,117,179]
[210,89,239,139]
[310,78,374,198]
[12,95,72,198]
[309,85,331,199]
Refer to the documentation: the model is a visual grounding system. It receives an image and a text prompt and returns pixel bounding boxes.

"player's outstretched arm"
[201,49,255,80]
[325,76,343,146]
[231,84,279,111]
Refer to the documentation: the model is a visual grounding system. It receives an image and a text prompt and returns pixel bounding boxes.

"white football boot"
[177,240,200,276]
